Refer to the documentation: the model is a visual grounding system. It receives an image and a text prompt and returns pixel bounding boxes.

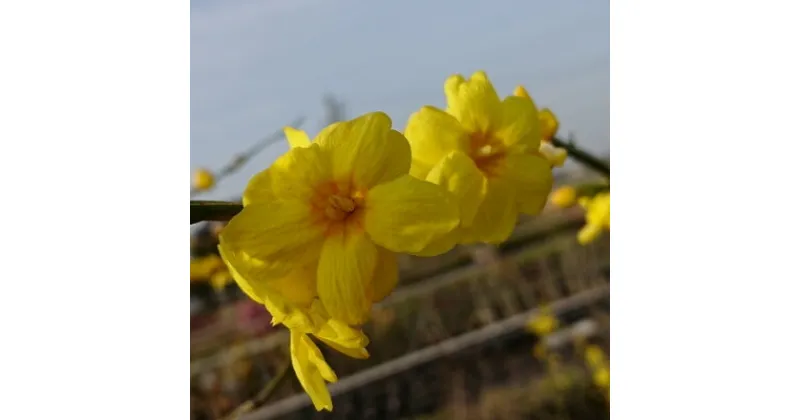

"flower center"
[324,194,357,221]
[468,132,505,176]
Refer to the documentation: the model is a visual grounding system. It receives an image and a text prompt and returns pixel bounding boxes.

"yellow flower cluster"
[217,71,557,411]
[583,344,610,399]
[549,185,610,245]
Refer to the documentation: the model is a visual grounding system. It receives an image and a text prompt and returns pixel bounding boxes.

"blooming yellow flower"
[577,192,610,245]
[404,71,553,251]
[512,85,567,167]
[193,168,215,191]
[550,185,578,208]
[219,112,458,325]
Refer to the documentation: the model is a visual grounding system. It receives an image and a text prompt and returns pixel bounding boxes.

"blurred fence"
[190,207,609,420]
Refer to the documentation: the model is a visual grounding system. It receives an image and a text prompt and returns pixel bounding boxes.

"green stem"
[190,201,243,225]
[223,361,292,420]
[551,136,610,177]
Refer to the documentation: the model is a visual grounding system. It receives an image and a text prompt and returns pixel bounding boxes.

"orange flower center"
[310,181,366,237]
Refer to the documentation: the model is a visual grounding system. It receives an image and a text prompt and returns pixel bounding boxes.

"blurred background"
[190,1,609,419]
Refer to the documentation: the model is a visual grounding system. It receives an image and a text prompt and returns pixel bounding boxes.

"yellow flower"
[526,306,559,337]
[190,254,225,281]
[404,71,553,250]
[210,270,233,291]
[193,168,215,191]
[219,111,459,326]
[512,86,567,167]
[550,186,577,208]
[592,366,610,389]
[584,344,607,370]
[577,192,610,245]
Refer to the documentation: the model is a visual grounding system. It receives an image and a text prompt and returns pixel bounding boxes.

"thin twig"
[191,117,306,198]
[223,362,293,420]
[551,136,610,177]
[190,201,243,225]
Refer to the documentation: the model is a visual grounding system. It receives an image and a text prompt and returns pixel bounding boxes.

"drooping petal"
[498,153,553,215]
[404,106,469,172]
[290,331,335,412]
[317,112,410,191]
[219,200,324,277]
[364,174,460,254]
[316,317,371,359]
[243,143,331,206]
[495,95,542,149]
[425,150,487,227]
[444,71,503,134]
[367,247,399,303]
[316,231,377,325]
[539,108,559,142]
[461,178,518,244]
[284,126,312,148]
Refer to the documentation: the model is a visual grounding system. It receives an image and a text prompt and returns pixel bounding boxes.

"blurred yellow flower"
[592,366,610,389]
[404,71,553,251]
[584,344,607,370]
[193,168,215,191]
[190,254,225,282]
[512,86,567,167]
[550,186,578,208]
[210,270,233,292]
[220,112,459,326]
[526,306,559,337]
[577,192,610,245]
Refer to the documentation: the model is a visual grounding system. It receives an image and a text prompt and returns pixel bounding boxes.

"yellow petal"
[364,174,460,254]
[495,95,541,149]
[317,112,410,190]
[539,108,559,142]
[578,223,603,245]
[243,143,331,206]
[268,263,318,307]
[412,227,463,257]
[513,85,531,100]
[425,150,487,227]
[462,179,517,244]
[367,247,399,303]
[317,231,377,325]
[302,334,338,383]
[284,126,312,148]
[538,142,568,167]
[318,338,370,359]
[498,153,553,216]
[316,318,371,359]
[444,71,502,134]
[404,106,469,172]
[290,331,335,412]
[218,244,269,304]
[310,121,342,143]
[219,200,324,277]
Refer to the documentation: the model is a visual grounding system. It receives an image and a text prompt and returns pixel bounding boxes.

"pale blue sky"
[191,0,609,200]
